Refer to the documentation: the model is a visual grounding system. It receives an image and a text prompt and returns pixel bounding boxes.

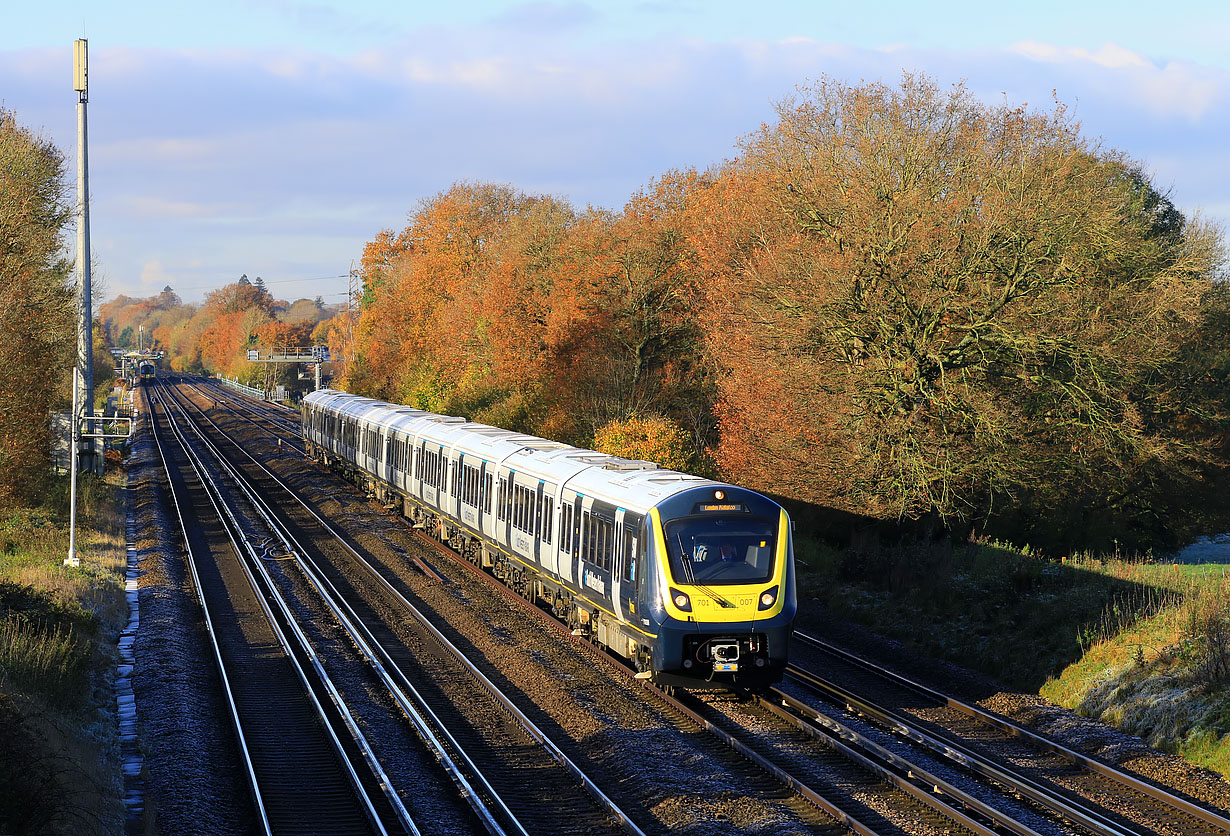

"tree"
[157,285,180,308]
[697,74,1227,550]
[204,279,275,316]
[282,298,327,325]
[0,109,74,500]
[593,414,697,472]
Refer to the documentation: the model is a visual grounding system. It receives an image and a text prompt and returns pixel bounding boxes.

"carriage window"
[542,497,553,544]
[561,503,572,553]
[622,526,636,583]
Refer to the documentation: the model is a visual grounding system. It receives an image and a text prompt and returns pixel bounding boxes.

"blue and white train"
[301,389,796,689]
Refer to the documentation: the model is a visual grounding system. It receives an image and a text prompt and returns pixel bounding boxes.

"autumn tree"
[566,172,717,451]
[205,278,274,316]
[349,183,548,412]
[283,297,328,325]
[0,109,74,500]
[698,74,1227,550]
[593,414,698,472]
[347,179,717,464]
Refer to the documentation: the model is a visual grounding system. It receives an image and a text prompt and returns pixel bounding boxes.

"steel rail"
[145,388,273,836]
[169,377,1230,836]
[181,376,305,452]
[757,688,1043,836]
[791,631,1230,836]
[152,383,398,835]
[411,510,1022,836]
[173,378,441,582]
[159,382,515,836]
[165,379,646,836]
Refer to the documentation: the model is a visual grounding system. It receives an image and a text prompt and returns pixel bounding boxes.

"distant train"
[138,362,156,383]
[301,389,797,690]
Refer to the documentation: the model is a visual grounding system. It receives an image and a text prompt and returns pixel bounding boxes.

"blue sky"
[4,1,1228,303]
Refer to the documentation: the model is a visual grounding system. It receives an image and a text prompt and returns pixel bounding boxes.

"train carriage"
[302,389,795,690]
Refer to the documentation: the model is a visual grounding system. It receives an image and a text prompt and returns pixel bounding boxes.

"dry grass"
[0,467,128,835]
[0,616,88,700]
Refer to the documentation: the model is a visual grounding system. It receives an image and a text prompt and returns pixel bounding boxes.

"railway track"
[152,378,645,836]
[785,633,1230,836]
[181,377,306,453]
[413,509,1077,836]
[165,375,854,833]
[148,382,404,835]
[159,375,1230,836]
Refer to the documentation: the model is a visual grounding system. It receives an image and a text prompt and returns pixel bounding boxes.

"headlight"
[758,586,778,611]
[669,587,692,612]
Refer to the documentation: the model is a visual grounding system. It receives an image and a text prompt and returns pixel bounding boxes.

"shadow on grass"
[777,496,1181,694]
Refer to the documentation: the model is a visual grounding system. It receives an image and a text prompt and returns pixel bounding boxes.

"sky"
[3,1,1228,305]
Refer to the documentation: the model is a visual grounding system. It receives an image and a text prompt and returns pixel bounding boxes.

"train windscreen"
[664,515,776,585]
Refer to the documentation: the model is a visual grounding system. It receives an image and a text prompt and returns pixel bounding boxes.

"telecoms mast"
[74,38,94,433]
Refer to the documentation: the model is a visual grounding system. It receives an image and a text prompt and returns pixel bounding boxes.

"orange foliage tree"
[339,75,1228,552]
[692,74,1227,549]
[346,177,718,457]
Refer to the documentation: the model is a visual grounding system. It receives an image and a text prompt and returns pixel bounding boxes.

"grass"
[1039,567,1230,776]
[0,468,128,835]
[0,613,90,700]
[795,531,1230,777]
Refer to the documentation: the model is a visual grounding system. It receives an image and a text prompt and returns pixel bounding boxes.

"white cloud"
[1011,40,1151,70]
[4,32,1227,304]
[1007,40,1226,121]
[115,196,224,219]
[137,260,178,290]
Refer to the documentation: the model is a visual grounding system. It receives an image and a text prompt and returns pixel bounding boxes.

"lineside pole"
[66,368,81,567]
[74,39,97,474]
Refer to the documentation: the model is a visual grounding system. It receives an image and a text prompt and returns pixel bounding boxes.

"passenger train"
[301,389,796,689]
[138,362,156,383]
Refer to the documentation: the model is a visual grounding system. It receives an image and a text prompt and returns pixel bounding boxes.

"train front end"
[646,485,795,690]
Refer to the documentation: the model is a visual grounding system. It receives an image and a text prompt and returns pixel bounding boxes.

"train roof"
[303,389,724,510]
